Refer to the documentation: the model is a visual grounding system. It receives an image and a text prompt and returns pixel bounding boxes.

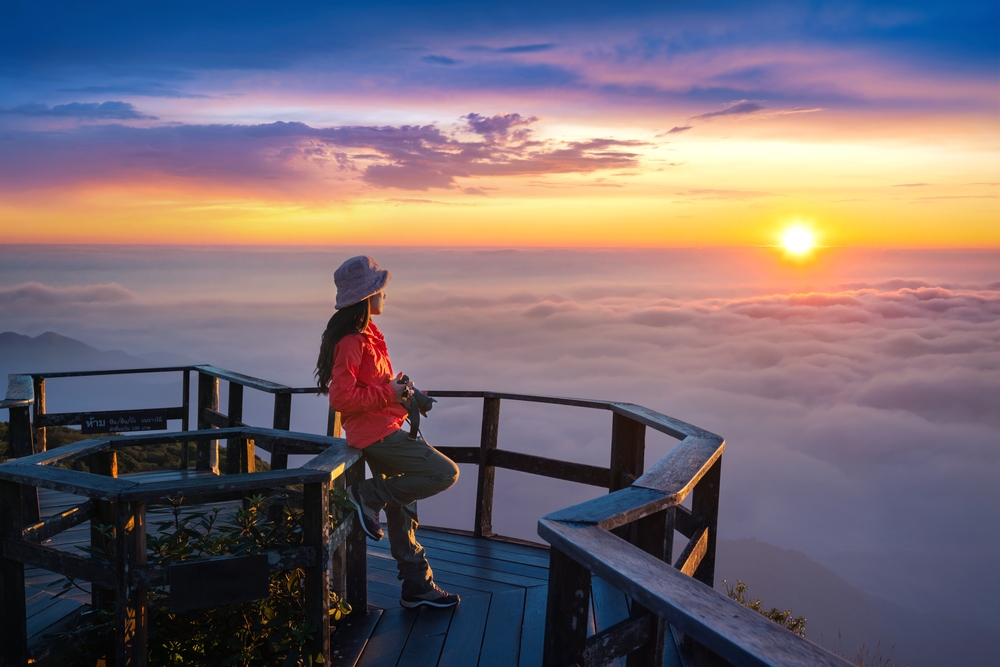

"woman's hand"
[392,372,413,404]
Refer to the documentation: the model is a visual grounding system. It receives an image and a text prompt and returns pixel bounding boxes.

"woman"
[316,255,460,609]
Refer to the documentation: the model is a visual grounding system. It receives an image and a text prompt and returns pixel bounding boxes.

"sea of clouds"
[1,245,997,632]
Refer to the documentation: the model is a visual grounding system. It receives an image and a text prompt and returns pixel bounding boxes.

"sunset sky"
[2,0,997,247]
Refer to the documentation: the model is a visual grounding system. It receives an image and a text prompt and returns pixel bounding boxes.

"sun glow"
[781,226,816,255]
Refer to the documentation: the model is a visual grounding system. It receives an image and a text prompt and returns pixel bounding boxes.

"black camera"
[397,374,436,438]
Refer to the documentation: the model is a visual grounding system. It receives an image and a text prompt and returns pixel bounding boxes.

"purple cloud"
[693,101,765,119]
[0,115,645,193]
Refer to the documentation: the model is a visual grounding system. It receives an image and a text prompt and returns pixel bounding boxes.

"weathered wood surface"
[543,485,670,530]
[489,449,611,488]
[433,446,480,464]
[0,480,29,667]
[542,546,591,667]
[192,365,290,393]
[539,520,852,667]
[674,526,709,578]
[674,504,694,539]
[609,403,712,441]
[0,463,136,501]
[114,501,148,666]
[32,377,46,454]
[2,437,111,468]
[475,397,501,537]
[689,457,721,588]
[426,390,616,412]
[22,500,93,543]
[4,538,116,588]
[303,481,333,661]
[115,467,332,503]
[270,393,292,470]
[200,407,231,429]
[196,372,220,473]
[30,367,190,379]
[584,613,653,666]
[329,608,383,666]
[633,435,725,502]
[610,413,646,494]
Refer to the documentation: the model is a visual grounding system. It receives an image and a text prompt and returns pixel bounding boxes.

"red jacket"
[328,321,407,448]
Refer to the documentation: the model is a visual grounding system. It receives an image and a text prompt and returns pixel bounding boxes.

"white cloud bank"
[1,246,997,627]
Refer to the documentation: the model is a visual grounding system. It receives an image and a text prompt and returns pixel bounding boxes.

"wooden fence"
[1,367,851,667]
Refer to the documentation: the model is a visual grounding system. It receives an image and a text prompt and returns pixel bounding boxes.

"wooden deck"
[335,529,686,667]
[27,472,682,667]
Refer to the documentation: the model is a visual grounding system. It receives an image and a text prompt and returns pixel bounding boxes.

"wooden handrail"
[1,366,844,667]
[539,521,849,667]
[0,424,363,667]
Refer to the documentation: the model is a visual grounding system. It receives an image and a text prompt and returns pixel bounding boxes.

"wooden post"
[344,459,367,614]
[327,407,347,601]
[196,373,219,473]
[626,508,670,667]
[690,457,721,588]
[303,481,331,662]
[327,406,342,439]
[114,501,148,667]
[90,451,118,615]
[226,383,253,474]
[0,480,28,667]
[609,413,645,492]
[32,377,46,453]
[474,397,500,538]
[542,547,591,667]
[270,393,291,470]
[180,370,190,469]
[8,406,39,526]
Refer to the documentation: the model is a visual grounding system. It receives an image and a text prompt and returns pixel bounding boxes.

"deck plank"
[592,576,631,667]
[368,552,522,594]
[370,539,550,582]
[400,532,551,569]
[396,606,454,667]
[355,606,419,667]
[518,585,547,667]
[436,593,491,667]
[330,609,384,667]
[413,531,549,563]
[478,587,526,667]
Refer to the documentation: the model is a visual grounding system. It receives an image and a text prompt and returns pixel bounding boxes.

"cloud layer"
[0,115,644,195]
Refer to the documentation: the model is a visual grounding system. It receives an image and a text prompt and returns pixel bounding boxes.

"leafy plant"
[723,579,807,637]
[50,490,354,667]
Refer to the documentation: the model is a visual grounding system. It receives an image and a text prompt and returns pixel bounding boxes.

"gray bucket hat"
[334,255,391,309]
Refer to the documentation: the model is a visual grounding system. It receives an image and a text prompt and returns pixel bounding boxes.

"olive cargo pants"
[355,429,459,595]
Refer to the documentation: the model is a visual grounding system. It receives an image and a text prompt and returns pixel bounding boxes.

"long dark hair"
[315,298,371,394]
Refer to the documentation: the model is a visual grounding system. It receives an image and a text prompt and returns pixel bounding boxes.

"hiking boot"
[349,484,383,541]
[400,584,460,609]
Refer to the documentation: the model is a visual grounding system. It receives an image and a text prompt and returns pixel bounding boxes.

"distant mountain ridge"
[716,538,1000,667]
[0,331,198,378]
[0,331,198,414]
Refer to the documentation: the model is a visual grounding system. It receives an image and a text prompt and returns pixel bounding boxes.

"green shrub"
[723,579,807,637]
[51,491,354,667]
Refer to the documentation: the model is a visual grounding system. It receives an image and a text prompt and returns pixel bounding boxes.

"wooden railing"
[1,369,851,667]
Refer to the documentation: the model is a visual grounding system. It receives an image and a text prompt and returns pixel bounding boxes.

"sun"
[781,225,816,255]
